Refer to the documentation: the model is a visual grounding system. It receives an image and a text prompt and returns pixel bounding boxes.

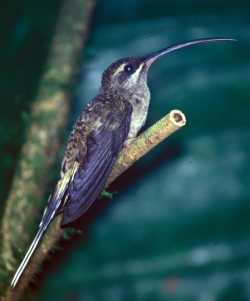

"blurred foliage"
[1,0,250,300]
[0,0,61,205]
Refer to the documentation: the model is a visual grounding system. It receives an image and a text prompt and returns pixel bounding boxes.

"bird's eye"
[124,64,134,74]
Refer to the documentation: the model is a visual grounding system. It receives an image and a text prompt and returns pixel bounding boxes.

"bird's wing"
[60,107,132,226]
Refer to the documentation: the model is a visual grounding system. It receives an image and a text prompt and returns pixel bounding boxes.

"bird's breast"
[127,89,150,139]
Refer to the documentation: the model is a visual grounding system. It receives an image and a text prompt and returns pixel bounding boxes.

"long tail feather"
[11,201,57,288]
[11,167,73,287]
[11,226,45,288]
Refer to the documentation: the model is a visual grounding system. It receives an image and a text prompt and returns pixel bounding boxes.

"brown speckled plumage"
[59,94,132,225]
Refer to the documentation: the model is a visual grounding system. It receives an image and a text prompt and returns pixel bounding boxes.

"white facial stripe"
[113,64,126,76]
[134,63,144,75]
[127,63,144,84]
[114,62,144,77]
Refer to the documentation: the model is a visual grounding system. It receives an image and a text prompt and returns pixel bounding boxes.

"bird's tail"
[11,225,46,288]
[11,176,69,288]
[10,200,57,288]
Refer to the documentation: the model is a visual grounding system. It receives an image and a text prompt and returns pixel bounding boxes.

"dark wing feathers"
[61,109,131,226]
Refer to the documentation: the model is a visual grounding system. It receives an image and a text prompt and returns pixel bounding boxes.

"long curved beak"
[144,37,236,67]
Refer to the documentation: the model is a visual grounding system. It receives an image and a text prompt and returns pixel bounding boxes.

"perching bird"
[11,37,235,287]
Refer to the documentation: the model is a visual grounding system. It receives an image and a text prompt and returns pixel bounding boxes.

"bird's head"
[100,37,235,97]
[100,56,148,96]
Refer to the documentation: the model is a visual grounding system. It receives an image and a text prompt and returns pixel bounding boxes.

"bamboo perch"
[107,109,186,184]
[4,109,186,301]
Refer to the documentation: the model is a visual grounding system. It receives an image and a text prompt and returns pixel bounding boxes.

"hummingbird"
[11,37,235,287]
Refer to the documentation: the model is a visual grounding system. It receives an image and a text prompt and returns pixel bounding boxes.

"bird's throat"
[127,86,150,139]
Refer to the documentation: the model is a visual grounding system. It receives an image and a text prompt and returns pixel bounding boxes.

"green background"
[1,0,250,300]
